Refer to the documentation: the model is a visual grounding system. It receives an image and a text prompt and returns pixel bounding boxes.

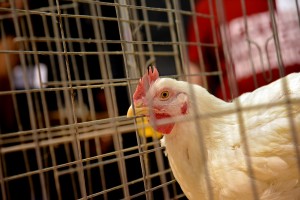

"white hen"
[127,66,300,200]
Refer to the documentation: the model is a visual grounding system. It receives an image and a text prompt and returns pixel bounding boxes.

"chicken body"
[128,67,300,200]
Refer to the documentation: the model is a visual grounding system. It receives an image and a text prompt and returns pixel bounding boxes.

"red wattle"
[181,102,188,114]
[153,113,174,134]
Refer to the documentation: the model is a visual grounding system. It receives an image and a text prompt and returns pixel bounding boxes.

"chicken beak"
[127,104,163,138]
[127,104,149,118]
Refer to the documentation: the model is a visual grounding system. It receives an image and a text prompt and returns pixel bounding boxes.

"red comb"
[133,66,159,102]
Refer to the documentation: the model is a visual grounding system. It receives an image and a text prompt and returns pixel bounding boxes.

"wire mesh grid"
[0,0,191,199]
[0,0,300,199]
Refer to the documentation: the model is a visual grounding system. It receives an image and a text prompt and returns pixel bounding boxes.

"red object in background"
[188,0,300,101]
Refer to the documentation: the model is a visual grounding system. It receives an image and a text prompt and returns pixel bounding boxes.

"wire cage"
[0,0,300,200]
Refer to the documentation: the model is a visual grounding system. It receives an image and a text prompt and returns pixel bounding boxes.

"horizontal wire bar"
[81,173,175,200]
[0,0,212,20]
[0,72,222,96]
[1,142,165,182]
[0,115,130,140]
[67,0,213,18]
[171,193,186,200]
[0,3,77,20]
[14,37,218,48]
[0,49,177,56]
[119,179,177,200]
[0,7,172,27]
[58,146,166,176]
[1,98,300,145]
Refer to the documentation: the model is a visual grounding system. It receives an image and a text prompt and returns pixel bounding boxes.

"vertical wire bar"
[0,20,8,195]
[17,13,38,199]
[116,0,139,79]
[1,157,9,200]
[91,4,113,200]
[62,9,87,123]
[138,2,171,197]
[183,0,221,199]
[115,1,149,199]
[94,2,120,122]
[41,5,65,128]
[20,22,46,130]
[127,12,159,188]
[72,2,97,121]
[0,48,7,200]
[0,21,20,200]
[46,0,81,198]
[185,86,215,200]
[207,0,227,100]
[276,64,300,189]
[55,1,88,199]
[188,0,208,88]
[130,0,146,74]
[269,0,300,176]
[240,0,259,90]
[19,15,46,131]
[94,3,120,122]
[94,136,108,200]
[40,13,63,200]
[22,1,49,182]
[64,142,79,199]
[268,0,285,77]
[138,1,156,199]
[92,3,127,198]
[23,1,65,199]
[173,0,189,79]
[185,75,215,198]
[215,0,259,199]
[47,6,79,193]
[140,0,156,66]
[83,139,93,196]
[71,8,103,195]
[152,142,170,199]
[43,2,80,197]
[0,21,23,133]
[8,10,35,199]
[0,151,6,200]
[47,0,73,126]
[215,0,238,99]
[296,0,300,27]
[0,25,24,132]
[90,1,130,199]
[9,1,48,199]
[62,7,93,197]
[164,0,186,196]
[165,0,182,78]
[240,0,273,84]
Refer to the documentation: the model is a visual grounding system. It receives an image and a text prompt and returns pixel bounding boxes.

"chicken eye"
[160,91,169,100]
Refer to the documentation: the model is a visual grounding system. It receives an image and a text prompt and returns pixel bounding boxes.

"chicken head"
[127,66,189,134]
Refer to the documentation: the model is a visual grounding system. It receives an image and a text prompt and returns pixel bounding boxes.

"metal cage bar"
[0,0,299,200]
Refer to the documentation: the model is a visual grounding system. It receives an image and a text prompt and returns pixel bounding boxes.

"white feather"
[158,73,300,199]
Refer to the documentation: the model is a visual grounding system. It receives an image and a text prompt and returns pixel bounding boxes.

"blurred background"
[0,0,299,199]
